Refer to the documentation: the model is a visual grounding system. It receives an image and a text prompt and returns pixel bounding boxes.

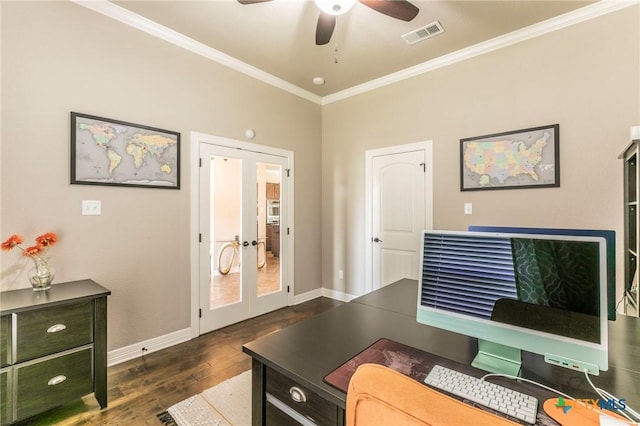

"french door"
[199,142,289,333]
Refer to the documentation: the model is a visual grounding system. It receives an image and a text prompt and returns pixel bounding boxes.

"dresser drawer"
[15,301,93,362]
[0,315,10,367]
[0,369,10,425]
[16,347,93,421]
[266,367,337,425]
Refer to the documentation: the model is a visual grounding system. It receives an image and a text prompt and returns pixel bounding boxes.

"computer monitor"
[468,226,616,321]
[417,230,608,376]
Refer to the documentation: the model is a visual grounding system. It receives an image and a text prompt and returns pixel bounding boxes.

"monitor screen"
[468,226,616,321]
[417,230,608,376]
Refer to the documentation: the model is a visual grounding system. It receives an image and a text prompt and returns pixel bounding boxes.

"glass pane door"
[211,156,242,309]
[199,144,250,333]
[251,155,288,317]
[257,162,282,299]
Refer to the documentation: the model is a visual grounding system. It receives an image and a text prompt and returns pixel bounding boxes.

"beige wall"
[1,2,638,353]
[0,2,322,350]
[321,6,640,299]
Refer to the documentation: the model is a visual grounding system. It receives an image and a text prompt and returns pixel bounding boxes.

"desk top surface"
[243,279,640,416]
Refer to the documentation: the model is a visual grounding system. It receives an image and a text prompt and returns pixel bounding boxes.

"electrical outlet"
[464,203,473,215]
[338,270,344,279]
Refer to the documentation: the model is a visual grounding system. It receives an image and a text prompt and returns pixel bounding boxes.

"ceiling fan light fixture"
[314,0,356,16]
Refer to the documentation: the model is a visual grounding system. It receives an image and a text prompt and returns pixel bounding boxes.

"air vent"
[401,21,445,45]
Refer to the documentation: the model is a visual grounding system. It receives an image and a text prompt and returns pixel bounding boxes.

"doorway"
[365,141,433,293]
[191,133,293,335]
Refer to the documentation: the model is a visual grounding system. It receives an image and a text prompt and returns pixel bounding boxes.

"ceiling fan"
[238,0,420,45]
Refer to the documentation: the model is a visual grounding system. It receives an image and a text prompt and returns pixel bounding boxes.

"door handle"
[251,240,258,246]
[372,237,383,243]
[242,241,250,247]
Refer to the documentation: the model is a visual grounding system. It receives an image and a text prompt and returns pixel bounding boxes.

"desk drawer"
[15,301,93,362]
[16,347,93,421]
[266,367,337,425]
[266,399,308,426]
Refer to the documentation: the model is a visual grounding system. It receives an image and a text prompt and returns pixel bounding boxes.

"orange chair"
[346,364,518,426]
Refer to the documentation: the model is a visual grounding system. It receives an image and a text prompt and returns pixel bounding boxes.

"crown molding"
[322,0,639,105]
[72,0,637,106]
[71,0,323,105]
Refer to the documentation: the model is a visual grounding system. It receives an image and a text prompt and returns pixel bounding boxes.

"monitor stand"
[472,339,522,376]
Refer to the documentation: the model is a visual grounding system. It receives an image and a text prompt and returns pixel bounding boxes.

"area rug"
[158,370,251,426]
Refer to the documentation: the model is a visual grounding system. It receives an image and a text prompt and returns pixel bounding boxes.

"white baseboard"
[107,327,191,366]
[293,287,357,304]
[108,287,355,366]
[321,287,358,302]
[292,287,323,304]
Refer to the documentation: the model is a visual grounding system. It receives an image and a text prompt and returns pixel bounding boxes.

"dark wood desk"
[243,279,640,425]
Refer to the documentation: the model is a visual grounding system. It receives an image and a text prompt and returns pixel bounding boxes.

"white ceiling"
[97,1,611,101]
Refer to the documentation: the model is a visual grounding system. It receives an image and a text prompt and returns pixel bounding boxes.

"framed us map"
[460,124,559,191]
[71,112,180,189]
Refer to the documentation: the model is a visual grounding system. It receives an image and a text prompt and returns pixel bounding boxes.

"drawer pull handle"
[48,375,67,386]
[289,386,307,403]
[47,324,67,333]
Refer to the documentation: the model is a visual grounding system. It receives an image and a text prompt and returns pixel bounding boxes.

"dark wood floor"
[20,297,344,426]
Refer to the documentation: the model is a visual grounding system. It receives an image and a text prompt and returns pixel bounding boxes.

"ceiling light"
[312,77,325,86]
[314,0,356,16]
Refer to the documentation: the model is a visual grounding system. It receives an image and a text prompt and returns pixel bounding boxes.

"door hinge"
[287,285,290,293]
[199,158,202,168]
[287,228,290,235]
[199,308,202,318]
[420,162,426,172]
[199,233,202,243]
[286,168,291,177]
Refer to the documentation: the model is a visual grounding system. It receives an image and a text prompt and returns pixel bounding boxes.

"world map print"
[72,113,180,188]
[461,126,558,191]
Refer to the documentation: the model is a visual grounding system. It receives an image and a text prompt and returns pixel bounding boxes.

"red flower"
[1,234,24,251]
[36,233,58,247]
[1,232,58,261]
[22,245,44,257]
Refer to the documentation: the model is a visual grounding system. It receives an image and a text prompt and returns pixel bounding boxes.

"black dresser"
[0,279,110,425]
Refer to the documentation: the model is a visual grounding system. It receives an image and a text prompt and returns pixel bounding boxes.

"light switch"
[82,200,101,216]
[464,203,473,215]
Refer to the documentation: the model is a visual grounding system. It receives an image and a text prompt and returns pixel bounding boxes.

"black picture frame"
[460,124,559,191]
[70,112,180,189]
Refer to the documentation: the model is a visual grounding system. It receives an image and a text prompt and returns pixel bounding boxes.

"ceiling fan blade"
[358,0,419,21]
[316,13,336,45]
[237,0,272,4]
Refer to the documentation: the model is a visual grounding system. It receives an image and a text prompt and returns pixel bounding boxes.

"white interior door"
[199,143,289,333]
[371,149,427,290]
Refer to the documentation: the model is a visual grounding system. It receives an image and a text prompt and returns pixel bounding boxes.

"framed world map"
[460,124,559,191]
[71,112,180,189]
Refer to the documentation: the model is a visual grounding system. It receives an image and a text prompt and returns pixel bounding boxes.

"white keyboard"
[424,365,538,424]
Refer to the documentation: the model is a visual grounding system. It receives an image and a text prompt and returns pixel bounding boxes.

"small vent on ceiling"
[401,21,445,45]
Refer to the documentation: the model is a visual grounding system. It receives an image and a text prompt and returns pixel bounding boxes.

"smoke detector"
[401,21,445,45]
